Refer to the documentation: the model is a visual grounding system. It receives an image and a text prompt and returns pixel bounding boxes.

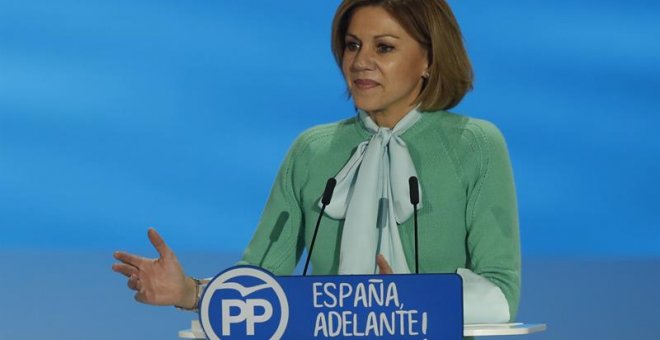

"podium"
[180,266,546,339]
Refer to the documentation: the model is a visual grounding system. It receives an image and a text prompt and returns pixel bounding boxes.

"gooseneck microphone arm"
[409,176,420,274]
[303,178,337,276]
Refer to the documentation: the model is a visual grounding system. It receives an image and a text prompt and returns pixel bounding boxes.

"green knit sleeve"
[464,119,521,321]
[237,134,309,275]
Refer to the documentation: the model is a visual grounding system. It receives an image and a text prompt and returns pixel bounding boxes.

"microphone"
[303,178,337,276]
[258,212,289,267]
[409,176,420,274]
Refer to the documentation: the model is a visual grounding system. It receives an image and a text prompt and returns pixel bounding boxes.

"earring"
[422,71,430,79]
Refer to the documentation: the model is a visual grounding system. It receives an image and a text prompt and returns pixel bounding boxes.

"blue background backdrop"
[1,0,658,338]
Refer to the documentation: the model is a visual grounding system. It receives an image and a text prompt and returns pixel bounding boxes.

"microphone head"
[321,178,337,205]
[409,176,420,205]
[269,212,289,242]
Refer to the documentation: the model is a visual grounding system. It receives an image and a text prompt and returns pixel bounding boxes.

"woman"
[113,0,520,324]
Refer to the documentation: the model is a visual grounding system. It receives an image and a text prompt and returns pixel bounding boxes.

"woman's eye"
[377,44,394,53]
[345,41,360,52]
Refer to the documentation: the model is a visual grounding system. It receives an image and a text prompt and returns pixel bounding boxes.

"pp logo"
[199,266,289,339]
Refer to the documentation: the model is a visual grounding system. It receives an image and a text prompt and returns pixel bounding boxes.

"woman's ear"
[422,70,430,79]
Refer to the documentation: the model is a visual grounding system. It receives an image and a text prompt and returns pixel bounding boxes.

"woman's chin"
[352,100,383,114]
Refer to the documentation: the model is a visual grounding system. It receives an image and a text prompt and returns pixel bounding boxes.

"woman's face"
[342,6,429,123]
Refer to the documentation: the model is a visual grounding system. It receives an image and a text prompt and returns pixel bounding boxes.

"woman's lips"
[353,79,379,90]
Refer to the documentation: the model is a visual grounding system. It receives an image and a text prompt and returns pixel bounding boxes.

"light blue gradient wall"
[2,1,659,339]
[2,0,658,256]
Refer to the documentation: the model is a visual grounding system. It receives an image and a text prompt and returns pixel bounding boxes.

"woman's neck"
[366,105,417,128]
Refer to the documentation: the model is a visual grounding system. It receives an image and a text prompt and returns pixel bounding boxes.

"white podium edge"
[464,323,547,336]
[179,320,547,338]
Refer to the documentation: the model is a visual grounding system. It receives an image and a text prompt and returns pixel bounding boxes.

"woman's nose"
[351,48,375,71]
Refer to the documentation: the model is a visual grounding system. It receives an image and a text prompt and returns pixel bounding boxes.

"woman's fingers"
[147,227,171,258]
[133,285,155,305]
[127,275,140,290]
[113,251,147,269]
[112,263,138,278]
[113,228,169,271]
[134,290,146,303]
[113,228,187,306]
[376,254,393,274]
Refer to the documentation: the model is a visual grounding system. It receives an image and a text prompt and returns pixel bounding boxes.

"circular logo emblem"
[199,266,289,339]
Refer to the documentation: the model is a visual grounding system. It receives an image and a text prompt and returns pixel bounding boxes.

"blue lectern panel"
[199,266,463,339]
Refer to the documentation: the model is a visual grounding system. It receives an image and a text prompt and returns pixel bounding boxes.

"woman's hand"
[376,254,393,274]
[112,228,197,309]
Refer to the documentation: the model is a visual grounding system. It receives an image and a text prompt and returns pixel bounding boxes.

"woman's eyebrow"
[374,34,400,39]
[345,33,401,40]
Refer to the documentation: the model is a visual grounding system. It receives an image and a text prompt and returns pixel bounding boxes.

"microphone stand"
[409,176,420,274]
[303,178,337,276]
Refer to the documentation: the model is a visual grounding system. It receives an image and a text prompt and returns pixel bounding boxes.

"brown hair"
[331,0,473,111]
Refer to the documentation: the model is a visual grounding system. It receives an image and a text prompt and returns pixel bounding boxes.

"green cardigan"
[239,110,521,319]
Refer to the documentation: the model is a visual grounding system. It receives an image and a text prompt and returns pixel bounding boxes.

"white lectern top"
[179,320,547,338]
